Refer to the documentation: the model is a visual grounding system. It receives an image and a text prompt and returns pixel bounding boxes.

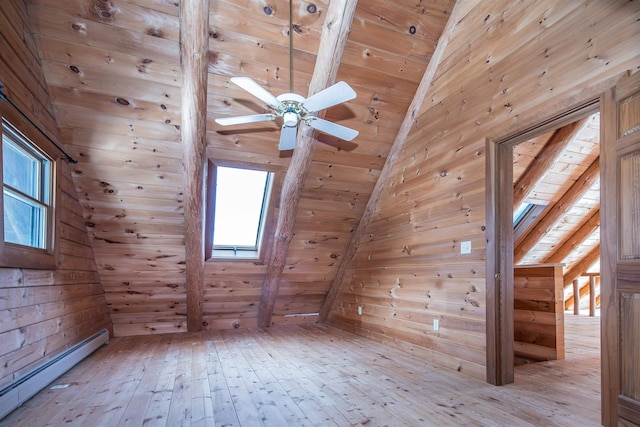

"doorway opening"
[512,112,601,365]
[485,98,600,385]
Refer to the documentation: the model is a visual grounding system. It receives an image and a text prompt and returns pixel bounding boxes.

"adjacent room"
[1,1,639,425]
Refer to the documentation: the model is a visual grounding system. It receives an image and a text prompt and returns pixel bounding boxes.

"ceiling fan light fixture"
[282,111,298,127]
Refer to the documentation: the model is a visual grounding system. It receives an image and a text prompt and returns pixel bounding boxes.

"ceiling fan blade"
[307,117,359,141]
[279,125,297,150]
[302,81,357,113]
[215,113,277,126]
[230,77,281,109]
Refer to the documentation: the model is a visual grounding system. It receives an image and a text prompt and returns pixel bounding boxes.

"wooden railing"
[571,273,600,316]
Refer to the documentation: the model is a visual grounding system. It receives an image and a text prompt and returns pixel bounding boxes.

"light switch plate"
[461,241,471,254]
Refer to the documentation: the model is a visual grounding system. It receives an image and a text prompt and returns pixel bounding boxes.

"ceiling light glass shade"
[283,111,298,127]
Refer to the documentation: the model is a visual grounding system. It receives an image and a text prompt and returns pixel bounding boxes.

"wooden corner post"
[181,0,210,332]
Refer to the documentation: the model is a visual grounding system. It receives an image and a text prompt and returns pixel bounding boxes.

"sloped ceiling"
[513,114,600,269]
[513,114,601,308]
[26,0,456,335]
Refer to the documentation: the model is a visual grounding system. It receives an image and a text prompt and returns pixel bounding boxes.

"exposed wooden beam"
[544,208,600,264]
[257,0,358,328]
[513,118,588,208]
[318,0,466,323]
[514,157,600,264]
[563,243,600,287]
[181,0,210,332]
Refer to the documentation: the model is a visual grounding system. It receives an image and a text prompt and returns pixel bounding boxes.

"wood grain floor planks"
[0,314,601,426]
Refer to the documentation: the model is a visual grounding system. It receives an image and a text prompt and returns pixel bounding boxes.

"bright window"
[2,124,51,249]
[513,201,547,243]
[513,202,533,227]
[206,163,273,259]
[0,102,58,270]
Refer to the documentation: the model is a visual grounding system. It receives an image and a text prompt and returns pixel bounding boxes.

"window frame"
[204,160,278,262]
[0,100,60,269]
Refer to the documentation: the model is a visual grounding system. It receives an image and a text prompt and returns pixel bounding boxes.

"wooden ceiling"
[513,114,600,266]
[512,114,601,307]
[25,0,456,335]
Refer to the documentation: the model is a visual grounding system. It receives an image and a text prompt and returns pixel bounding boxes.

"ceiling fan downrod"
[214,0,359,150]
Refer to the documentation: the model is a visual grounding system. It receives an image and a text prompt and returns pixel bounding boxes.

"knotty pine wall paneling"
[27,0,188,336]
[0,0,111,389]
[327,0,640,379]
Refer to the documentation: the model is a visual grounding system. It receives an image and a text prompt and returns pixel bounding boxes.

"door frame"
[485,98,600,386]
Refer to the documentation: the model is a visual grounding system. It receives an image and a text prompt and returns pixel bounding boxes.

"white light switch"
[433,319,439,331]
[461,241,471,254]
[358,306,363,315]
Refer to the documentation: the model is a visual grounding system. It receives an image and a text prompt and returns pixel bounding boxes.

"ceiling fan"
[214,2,359,151]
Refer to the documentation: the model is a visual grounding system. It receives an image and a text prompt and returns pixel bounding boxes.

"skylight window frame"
[513,201,548,242]
[0,100,60,270]
[205,161,277,261]
[513,202,534,227]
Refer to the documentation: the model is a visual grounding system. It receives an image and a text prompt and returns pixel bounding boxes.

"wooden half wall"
[514,264,565,361]
[0,1,112,390]
[326,0,639,380]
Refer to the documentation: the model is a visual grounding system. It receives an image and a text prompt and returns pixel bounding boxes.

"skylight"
[211,166,272,254]
[513,203,533,227]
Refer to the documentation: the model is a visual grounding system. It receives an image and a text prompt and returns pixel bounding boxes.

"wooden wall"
[327,0,640,379]
[514,264,564,361]
[0,0,111,390]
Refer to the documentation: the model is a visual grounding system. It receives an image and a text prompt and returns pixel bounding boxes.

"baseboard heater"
[0,328,109,420]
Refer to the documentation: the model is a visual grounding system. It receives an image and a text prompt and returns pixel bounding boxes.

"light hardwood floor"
[1,314,601,426]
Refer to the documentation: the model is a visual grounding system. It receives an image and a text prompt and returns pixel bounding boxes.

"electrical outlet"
[461,241,471,254]
[433,319,439,331]
[358,306,363,316]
